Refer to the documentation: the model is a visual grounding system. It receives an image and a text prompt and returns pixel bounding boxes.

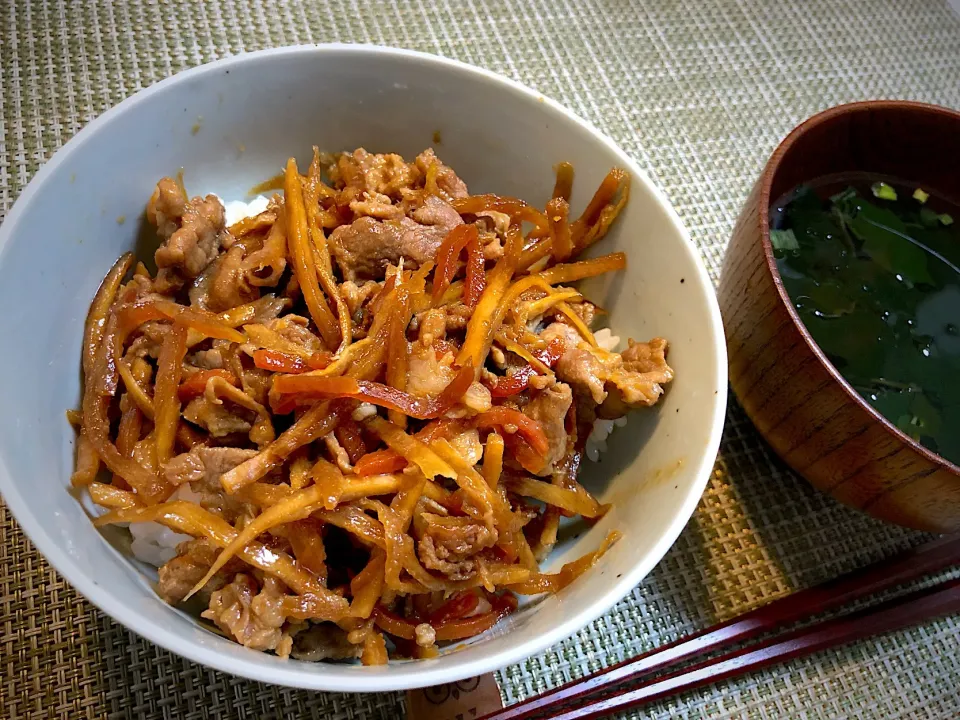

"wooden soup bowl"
[719,101,960,532]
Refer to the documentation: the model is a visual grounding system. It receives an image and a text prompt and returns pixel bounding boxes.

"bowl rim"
[758,99,960,480]
[0,43,728,692]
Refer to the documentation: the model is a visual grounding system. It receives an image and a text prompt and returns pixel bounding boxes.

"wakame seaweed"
[770,175,960,466]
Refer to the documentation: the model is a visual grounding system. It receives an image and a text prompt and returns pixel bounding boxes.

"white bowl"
[0,45,726,692]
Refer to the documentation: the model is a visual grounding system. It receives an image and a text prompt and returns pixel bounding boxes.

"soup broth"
[770,173,960,466]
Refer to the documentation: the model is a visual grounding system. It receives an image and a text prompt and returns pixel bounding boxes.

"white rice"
[593,328,620,352]
[130,484,203,567]
[585,328,624,462]
[218,194,271,226]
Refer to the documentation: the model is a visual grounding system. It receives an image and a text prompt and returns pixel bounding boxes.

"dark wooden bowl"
[719,101,960,533]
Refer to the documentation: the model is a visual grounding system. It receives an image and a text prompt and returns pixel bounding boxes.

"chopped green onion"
[913,188,929,204]
[871,182,897,201]
[770,228,799,251]
[939,213,954,226]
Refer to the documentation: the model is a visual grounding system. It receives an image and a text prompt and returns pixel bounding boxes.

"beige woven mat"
[2,1,960,718]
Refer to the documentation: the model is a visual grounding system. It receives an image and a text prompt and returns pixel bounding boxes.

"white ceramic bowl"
[0,45,726,692]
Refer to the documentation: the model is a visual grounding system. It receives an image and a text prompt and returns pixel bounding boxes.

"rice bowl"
[0,45,726,691]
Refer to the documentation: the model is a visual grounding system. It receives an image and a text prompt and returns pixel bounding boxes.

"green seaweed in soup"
[770,174,960,467]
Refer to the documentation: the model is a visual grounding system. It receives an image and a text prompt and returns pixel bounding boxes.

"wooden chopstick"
[480,533,960,720]
[548,575,960,720]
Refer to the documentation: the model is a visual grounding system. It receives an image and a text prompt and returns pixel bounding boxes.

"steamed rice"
[129,463,204,566]
[585,328,624,462]
[221,194,270,226]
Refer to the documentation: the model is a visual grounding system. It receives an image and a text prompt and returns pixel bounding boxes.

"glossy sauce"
[770,174,960,466]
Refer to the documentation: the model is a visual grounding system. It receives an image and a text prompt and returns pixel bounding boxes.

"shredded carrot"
[366,416,457,481]
[552,162,574,202]
[150,300,245,343]
[456,226,523,370]
[517,237,553,272]
[504,475,606,518]
[88,482,142,509]
[428,591,480,625]
[570,168,627,246]
[451,195,549,231]
[538,252,627,285]
[83,254,133,379]
[70,431,101,487]
[154,323,188,465]
[482,433,504,488]
[547,196,573,262]
[82,315,170,503]
[361,629,389,665]
[287,518,327,581]
[177,369,239,402]
[220,400,345,493]
[374,592,518,641]
[350,550,386,618]
[509,531,621,595]
[284,157,341,349]
[386,286,411,427]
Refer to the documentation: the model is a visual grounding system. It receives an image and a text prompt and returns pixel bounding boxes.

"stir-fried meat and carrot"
[72,147,673,663]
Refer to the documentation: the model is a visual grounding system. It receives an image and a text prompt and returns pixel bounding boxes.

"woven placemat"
[3,1,960,718]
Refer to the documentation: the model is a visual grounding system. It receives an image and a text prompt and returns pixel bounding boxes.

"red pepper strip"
[353,419,468,476]
[371,606,418,640]
[434,593,518,641]
[485,365,536,398]
[308,351,334,369]
[373,593,517,642]
[270,394,299,416]
[483,338,565,397]
[177,369,239,402]
[253,349,308,374]
[432,225,478,303]
[428,591,480,625]
[463,235,486,308]
[503,432,548,475]
[253,349,330,374]
[354,449,409,477]
[534,337,565,367]
[475,407,550,458]
[272,362,474,420]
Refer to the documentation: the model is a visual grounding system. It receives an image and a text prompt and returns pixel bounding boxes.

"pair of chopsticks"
[479,533,960,720]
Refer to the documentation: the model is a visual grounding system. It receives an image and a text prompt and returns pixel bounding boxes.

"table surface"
[2,1,960,718]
